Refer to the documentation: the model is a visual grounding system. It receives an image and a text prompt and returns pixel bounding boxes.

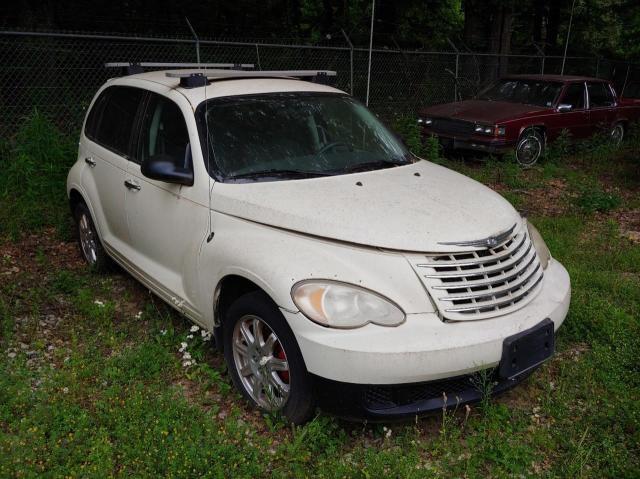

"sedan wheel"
[610,123,624,147]
[232,314,290,410]
[516,130,544,167]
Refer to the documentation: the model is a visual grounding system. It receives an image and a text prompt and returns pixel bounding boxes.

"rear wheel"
[515,129,544,167]
[74,203,109,272]
[223,291,315,424]
[610,122,624,147]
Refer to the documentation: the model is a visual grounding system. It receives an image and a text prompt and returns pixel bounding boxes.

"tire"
[610,122,624,147]
[74,202,110,272]
[223,290,315,424]
[515,129,544,167]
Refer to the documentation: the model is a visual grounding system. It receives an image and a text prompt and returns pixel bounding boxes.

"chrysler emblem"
[439,224,517,249]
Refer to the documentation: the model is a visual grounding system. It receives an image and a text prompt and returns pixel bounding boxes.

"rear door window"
[588,82,615,108]
[88,86,146,157]
[561,83,586,110]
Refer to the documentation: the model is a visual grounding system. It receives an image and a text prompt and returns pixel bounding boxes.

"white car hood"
[211,160,520,252]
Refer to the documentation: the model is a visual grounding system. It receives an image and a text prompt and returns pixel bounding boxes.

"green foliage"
[574,183,622,213]
[0,110,76,239]
[391,114,442,161]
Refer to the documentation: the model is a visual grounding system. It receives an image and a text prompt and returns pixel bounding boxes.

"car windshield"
[198,93,412,181]
[478,79,563,107]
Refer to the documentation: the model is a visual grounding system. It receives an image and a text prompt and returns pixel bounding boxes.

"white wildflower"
[62,387,69,394]
[93,300,105,307]
[134,311,143,319]
[190,325,200,333]
[182,352,192,360]
[178,342,188,352]
[187,334,193,339]
[385,428,392,439]
[160,329,167,336]
[182,360,192,367]
[7,352,16,359]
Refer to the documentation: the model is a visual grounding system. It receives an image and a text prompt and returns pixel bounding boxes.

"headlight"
[527,222,551,270]
[474,124,493,135]
[418,117,433,125]
[291,281,405,329]
[496,126,506,136]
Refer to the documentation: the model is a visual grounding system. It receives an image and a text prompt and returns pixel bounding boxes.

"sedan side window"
[560,83,585,110]
[137,93,192,170]
[588,82,615,108]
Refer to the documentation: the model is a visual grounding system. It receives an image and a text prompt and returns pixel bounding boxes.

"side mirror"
[141,154,194,186]
[557,103,573,113]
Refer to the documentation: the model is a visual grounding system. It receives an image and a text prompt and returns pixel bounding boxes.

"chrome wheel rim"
[79,213,98,265]
[517,135,542,166]
[232,315,290,410]
[610,124,624,147]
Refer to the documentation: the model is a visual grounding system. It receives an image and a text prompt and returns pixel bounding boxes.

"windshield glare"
[200,93,411,180]
[478,79,562,107]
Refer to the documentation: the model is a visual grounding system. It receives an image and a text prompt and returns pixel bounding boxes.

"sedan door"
[554,82,591,139]
[587,82,617,133]
[124,90,207,320]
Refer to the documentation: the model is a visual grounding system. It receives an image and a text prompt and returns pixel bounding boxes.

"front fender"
[196,212,435,327]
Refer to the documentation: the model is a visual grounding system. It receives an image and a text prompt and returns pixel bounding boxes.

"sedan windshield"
[198,93,412,181]
[478,79,563,107]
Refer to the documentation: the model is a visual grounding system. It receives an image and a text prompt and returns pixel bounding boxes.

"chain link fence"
[1,30,638,139]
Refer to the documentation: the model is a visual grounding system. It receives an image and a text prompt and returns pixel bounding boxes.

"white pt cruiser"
[67,68,571,423]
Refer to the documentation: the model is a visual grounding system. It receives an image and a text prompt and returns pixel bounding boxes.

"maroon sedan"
[418,75,640,166]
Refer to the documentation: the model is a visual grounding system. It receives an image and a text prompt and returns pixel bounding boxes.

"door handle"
[84,157,96,167]
[124,179,141,191]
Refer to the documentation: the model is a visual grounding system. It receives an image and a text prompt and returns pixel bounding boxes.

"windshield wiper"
[333,158,409,174]
[228,169,332,180]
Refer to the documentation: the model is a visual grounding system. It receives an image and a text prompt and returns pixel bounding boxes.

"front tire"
[515,129,544,167]
[223,291,315,424]
[610,122,624,147]
[74,203,110,272]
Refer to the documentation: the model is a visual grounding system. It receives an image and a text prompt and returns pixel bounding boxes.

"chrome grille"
[408,224,544,321]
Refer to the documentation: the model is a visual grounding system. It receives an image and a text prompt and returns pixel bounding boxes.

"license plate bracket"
[499,318,554,379]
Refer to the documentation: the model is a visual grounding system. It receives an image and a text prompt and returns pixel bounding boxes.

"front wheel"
[515,129,544,167]
[223,291,315,424]
[74,203,110,272]
[610,122,624,147]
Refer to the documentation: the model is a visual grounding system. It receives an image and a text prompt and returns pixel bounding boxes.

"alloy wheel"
[231,314,291,410]
[516,134,542,166]
[79,213,98,265]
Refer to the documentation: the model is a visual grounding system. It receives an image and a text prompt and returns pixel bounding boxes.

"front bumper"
[282,258,570,385]
[424,132,514,154]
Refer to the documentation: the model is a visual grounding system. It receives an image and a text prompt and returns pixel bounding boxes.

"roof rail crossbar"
[165,69,337,86]
[105,62,255,77]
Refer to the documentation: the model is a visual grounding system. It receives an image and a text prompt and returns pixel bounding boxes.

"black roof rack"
[165,69,337,88]
[104,62,255,77]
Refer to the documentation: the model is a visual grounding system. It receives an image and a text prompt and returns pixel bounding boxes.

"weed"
[574,183,622,213]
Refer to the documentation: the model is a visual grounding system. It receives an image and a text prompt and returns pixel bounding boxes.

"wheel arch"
[518,124,547,139]
[212,274,282,351]
[68,187,86,215]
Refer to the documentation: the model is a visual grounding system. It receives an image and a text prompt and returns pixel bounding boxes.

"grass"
[1,112,639,477]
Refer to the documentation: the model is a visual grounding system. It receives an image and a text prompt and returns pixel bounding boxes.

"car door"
[587,82,617,133]
[81,86,146,253]
[555,82,590,139]
[125,90,207,319]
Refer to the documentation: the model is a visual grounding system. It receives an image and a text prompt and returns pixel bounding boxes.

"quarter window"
[587,82,615,108]
[137,93,191,169]
[561,83,585,110]
[86,86,145,157]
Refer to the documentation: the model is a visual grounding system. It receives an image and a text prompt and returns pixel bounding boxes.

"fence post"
[185,17,200,64]
[255,44,262,70]
[532,42,545,75]
[341,29,354,95]
[447,39,460,102]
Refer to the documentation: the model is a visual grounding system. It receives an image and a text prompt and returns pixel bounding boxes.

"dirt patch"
[522,179,570,217]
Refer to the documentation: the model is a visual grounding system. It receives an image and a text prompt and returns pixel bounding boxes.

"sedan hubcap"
[610,125,624,147]
[79,213,98,265]
[517,136,542,166]
[232,315,290,410]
